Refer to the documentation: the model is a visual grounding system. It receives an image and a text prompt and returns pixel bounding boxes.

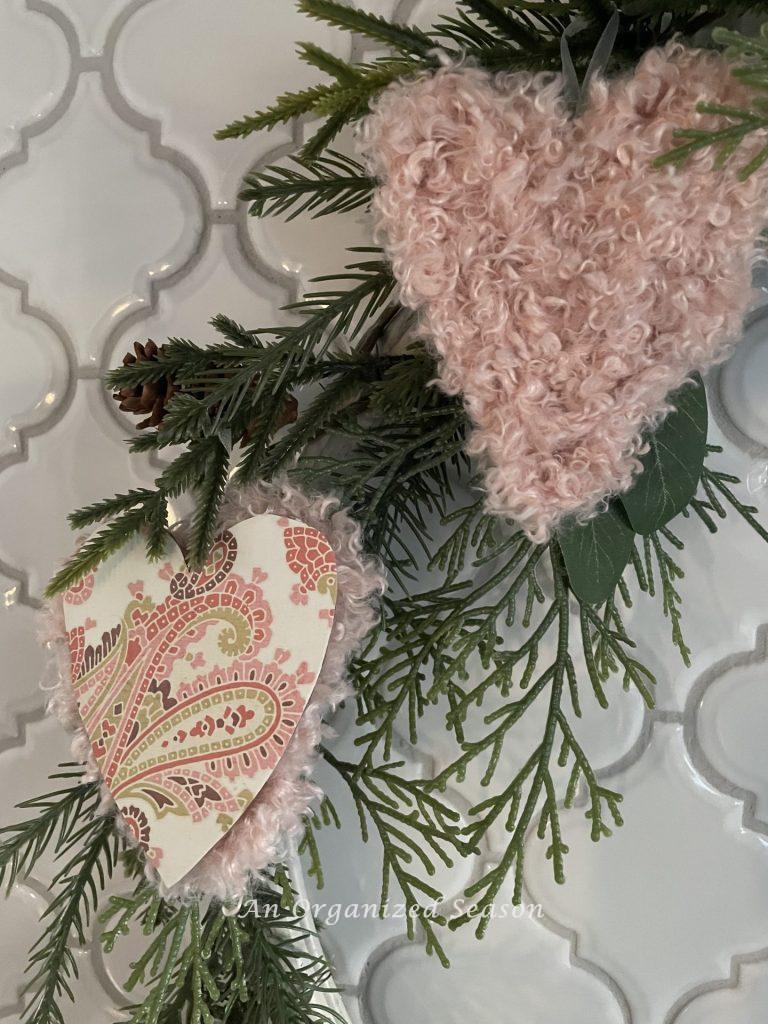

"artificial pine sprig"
[0,767,99,894]
[22,815,121,1024]
[657,24,768,178]
[240,151,373,221]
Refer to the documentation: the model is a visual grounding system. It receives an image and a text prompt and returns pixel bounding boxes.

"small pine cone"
[113,340,176,429]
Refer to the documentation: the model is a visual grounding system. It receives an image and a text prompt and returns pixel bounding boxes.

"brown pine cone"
[113,340,176,430]
[114,340,298,436]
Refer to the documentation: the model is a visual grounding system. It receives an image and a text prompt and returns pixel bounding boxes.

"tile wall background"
[1,1,767,1021]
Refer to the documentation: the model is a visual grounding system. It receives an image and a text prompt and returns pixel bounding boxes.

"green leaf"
[620,374,707,535]
[558,503,634,605]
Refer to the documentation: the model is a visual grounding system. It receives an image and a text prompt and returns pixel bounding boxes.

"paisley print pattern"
[282,522,338,607]
[62,516,337,888]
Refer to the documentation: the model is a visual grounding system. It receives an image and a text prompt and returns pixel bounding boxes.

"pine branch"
[656,24,768,179]
[215,63,410,146]
[296,42,359,83]
[251,361,374,482]
[240,151,373,221]
[278,253,395,363]
[22,815,120,1024]
[298,0,434,57]
[0,769,98,894]
[45,497,166,597]
[215,81,338,138]
[458,0,545,50]
[188,438,230,568]
[67,488,157,530]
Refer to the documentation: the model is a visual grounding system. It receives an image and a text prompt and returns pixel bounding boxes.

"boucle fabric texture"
[41,481,385,904]
[361,43,768,542]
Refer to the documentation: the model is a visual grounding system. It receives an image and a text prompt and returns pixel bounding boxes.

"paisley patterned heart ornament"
[61,514,337,889]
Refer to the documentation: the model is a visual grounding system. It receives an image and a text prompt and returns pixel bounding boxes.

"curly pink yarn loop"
[360,43,768,541]
[41,481,385,903]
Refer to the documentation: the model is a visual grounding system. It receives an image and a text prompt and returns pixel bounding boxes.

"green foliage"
[297,796,341,889]
[657,24,768,178]
[45,493,167,598]
[22,808,120,1024]
[216,0,768,164]
[558,502,635,605]
[323,750,470,965]
[240,151,373,221]
[99,874,345,1024]
[0,767,98,894]
[621,374,708,534]
[299,0,434,55]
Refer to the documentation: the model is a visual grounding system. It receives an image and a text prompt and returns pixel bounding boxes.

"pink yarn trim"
[41,481,385,903]
[360,43,768,541]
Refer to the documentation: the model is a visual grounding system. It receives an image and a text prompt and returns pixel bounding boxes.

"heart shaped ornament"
[62,515,337,889]
[362,44,768,542]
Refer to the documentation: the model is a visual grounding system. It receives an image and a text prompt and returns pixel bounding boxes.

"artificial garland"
[4,4,768,1022]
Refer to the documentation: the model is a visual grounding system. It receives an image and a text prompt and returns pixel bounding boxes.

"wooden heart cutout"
[363,45,768,541]
[62,515,337,888]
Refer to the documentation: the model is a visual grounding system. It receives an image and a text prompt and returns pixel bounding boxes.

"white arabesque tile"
[0,2,69,161]
[696,652,768,823]
[0,279,70,460]
[113,0,351,208]
[45,0,126,57]
[674,957,768,1024]
[0,73,200,368]
[720,307,768,448]
[0,882,50,1019]
[525,722,768,1024]
[361,878,626,1024]
[0,379,155,600]
[0,575,46,742]
[105,221,285,383]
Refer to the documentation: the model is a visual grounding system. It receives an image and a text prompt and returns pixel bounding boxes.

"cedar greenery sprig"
[99,873,346,1024]
[0,768,346,1024]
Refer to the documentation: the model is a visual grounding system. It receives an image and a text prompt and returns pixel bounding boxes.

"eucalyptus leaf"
[558,502,635,605]
[620,374,707,535]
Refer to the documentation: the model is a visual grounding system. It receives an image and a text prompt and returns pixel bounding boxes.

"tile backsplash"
[1,2,767,1022]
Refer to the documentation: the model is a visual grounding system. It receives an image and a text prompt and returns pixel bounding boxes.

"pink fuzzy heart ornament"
[361,43,768,541]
